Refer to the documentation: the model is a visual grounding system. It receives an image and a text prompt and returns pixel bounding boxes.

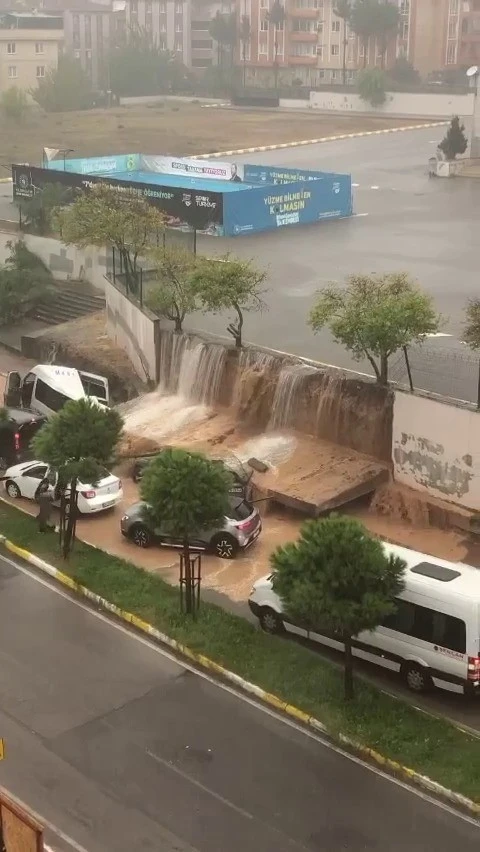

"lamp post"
[466,65,480,157]
[59,148,74,171]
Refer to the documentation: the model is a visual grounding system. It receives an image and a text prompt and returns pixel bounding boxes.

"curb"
[195,122,447,158]
[1,533,478,819]
[0,178,11,183]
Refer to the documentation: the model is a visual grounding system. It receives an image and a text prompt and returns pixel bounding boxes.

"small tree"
[0,240,53,326]
[193,255,267,348]
[271,515,406,699]
[334,0,353,86]
[140,449,231,614]
[438,115,468,161]
[146,245,198,332]
[32,54,93,112]
[0,87,30,123]
[463,299,480,409]
[56,183,165,294]
[238,14,251,88]
[309,272,440,385]
[357,67,387,107]
[266,0,286,91]
[32,398,123,558]
[16,182,71,236]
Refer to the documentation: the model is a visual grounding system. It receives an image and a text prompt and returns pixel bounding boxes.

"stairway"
[29,282,106,326]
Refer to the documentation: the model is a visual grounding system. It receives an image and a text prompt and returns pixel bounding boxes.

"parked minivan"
[248,542,480,695]
[4,365,109,418]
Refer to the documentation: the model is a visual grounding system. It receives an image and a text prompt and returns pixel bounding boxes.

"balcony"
[288,52,317,64]
[290,29,317,40]
[289,6,319,17]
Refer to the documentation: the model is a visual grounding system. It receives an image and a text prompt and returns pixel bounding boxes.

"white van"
[3,365,109,419]
[248,542,480,695]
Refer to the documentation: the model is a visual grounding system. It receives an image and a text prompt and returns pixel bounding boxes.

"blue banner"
[223,174,352,236]
[46,153,140,175]
[243,163,323,185]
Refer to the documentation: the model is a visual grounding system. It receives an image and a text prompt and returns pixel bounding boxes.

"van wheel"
[259,607,284,635]
[5,480,21,499]
[131,524,153,548]
[402,663,432,693]
[210,534,238,559]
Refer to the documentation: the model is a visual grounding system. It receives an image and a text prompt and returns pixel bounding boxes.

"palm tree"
[349,0,378,68]
[238,14,251,88]
[334,0,352,86]
[266,0,286,92]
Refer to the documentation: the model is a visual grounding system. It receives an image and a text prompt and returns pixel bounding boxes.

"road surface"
[0,551,478,852]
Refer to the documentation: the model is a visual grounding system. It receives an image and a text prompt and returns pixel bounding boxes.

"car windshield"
[228,499,253,521]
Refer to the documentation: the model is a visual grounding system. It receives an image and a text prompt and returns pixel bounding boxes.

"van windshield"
[34,378,71,412]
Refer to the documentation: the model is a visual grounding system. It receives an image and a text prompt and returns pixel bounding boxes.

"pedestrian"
[35,477,55,533]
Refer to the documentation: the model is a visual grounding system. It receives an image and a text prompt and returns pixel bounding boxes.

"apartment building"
[125,0,191,65]
[0,11,63,94]
[191,0,233,70]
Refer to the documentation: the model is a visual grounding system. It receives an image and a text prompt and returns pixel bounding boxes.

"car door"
[19,464,49,499]
[4,372,22,408]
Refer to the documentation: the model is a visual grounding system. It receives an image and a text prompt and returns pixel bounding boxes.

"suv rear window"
[228,500,253,521]
[18,418,47,446]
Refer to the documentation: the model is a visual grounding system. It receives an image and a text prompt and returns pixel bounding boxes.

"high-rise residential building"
[0,11,63,94]
[125,0,191,66]
[190,0,233,71]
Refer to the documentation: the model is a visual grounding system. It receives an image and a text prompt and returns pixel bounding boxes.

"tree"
[146,245,198,332]
[271,515,406,699]
[32,398,123,558]
[266,0,286,91]
[140,448,231,614]
[374,1,398,69]
[0,240,53,326]
[16,182,71,236]
[209,11,237,70]
[357,67,387,107]
[387,56,420,88]
[108,27,173,97]
[309,272,440,385]
[438,115,468,161]
[334,0,352,86]
[32,54,93,112]
[0,86,29,123]
[193,255,267,348]
[56,183,165,295]
[463,299,480,409]
[349,0,379,67]
[239,14,251,88]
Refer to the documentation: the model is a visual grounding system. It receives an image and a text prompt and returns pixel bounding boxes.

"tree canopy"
[266,0,286,89]
[463,299,480,351]
[438,116,468,161]
[334,0,353,85]
[271,514,406,699]
[309,272,440,385]
[32,54,93,112]
[146,245,198,332]
[56,183,165,294]
[193,255,267,347]
[108,28,174,96]
[209,11,237,67]
[17,181,71,236]
[0,86,29,123]
[0,240,53,327]
[350,0,398,67]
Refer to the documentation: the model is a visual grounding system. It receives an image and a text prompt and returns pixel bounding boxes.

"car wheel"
[402,663,432,693]
[131,524,153,548]
[259,607,284,635]
[5,480,21,499]
[210,534,238,559]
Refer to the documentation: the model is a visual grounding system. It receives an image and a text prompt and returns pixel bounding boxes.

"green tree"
[357,66,387,106]
[463,299,480,409]
[375,1,398,69]
[309,272,440,385]
[266,0,286,91]
[193,255,267,348]
[239,14,251,88]
[140,448,231,614]
[0,240,53,327]
[16,182,71,236]
[334,0,353,86]
[0,86,29,123]
[56,183,165,295]
[32,398,123,559]
[146,245,198,332]
[438,115,468,161]
[209,11,237,69]
[387,56,419,88]
[108,27,173,96]
[32,54,93,112]
[271,515,406,699]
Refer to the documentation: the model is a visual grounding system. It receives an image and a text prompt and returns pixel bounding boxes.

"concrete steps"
[29,283,105,326]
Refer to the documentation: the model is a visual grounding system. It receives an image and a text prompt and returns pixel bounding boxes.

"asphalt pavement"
[0,551,479,852]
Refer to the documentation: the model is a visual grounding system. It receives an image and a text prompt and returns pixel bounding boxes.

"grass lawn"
[0,102,433,166]
[1,498,479,804]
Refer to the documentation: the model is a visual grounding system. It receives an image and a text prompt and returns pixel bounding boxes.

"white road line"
[426,332,454,338]
[352,182,360,187]
[1,551,479,831]
[353,212,369,217]
[370,185,380,190]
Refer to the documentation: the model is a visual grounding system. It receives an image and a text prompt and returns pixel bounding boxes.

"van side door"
[4,372,22,407]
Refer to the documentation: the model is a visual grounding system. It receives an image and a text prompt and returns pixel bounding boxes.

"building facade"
[125,0,191,65]
[0,12,63,94]
[190,0,233,70]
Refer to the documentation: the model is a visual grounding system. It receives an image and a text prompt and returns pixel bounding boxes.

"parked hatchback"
[4,460,123,514]
[0,408,47,470]
[121,497,262,559]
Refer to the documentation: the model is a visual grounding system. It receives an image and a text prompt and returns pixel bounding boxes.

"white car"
[3,460,123,515]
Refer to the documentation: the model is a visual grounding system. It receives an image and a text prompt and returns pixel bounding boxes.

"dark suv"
[131,451,253,499]
[0,408,47,470]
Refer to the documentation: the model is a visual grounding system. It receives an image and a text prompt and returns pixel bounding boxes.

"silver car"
[120,498,262,559]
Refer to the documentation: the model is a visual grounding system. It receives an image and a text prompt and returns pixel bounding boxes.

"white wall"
[392,392,480,510]
[104,278,157,383]
[308,90,473,119]
[0,231,107,293]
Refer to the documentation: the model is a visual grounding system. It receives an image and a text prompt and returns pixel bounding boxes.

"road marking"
[370,185,380,190]
[1,551,479,830]
[352,182,360,187]
[354,212,369,217]
[425,332,454,338]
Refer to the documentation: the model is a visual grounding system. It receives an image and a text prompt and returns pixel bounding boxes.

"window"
[159,36,166,49]
[74,49,81,58]
[275,20,284,30]
[291,42,315,55]
[84,14,91,48]
[449,0,459,12]
[192,38,213,49]
[400,0,409,12]
[332,19,340,32]
[401,21,409,39]
[331,43,339,55]
[316,44,323,57]
[317,22,323,32]
[293,19,315,31]
[7,42,16,54]
[8,65,17,78]
[159,1,166,10]
[34,379,70,412]
[382,599,466,654]
[260,0,268,7]
[446,41,457,63]
[260,18,269,30]
[130,0,138,14]
[36,66,46,78]
[448,17,457,37]
[35,42,44,54]
[175,21,182,31]
[175,1,182,11]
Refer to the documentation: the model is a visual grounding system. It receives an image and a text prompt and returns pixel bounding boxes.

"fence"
[389,343,480,407]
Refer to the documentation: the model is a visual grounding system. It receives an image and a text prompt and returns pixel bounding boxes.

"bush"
[0,240,53,326]
[0,87,29,123]
[32,54,93,112]
[357,67,387,107]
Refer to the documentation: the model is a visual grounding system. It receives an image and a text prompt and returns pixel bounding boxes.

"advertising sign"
[243,164,321,185]
[141,155,245,183]
[12,165,224,234]
[45,153,139,175]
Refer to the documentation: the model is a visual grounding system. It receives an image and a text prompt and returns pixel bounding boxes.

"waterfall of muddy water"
[236,434,298,470]
[316,373,346,442]
[269,363,318,430]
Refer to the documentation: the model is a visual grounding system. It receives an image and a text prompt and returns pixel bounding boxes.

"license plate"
[102,500,115,509]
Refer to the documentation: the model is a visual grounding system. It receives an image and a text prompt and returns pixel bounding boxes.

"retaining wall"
[278,90,473,118]
[104,278,158,384]
[0,232,108,293]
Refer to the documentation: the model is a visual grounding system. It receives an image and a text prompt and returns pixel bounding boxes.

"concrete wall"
[279,90,474,119]
[392,392,480,511]
[104,278,158,383]
[0,231,107,292]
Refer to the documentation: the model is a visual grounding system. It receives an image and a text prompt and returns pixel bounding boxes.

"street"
[0,551,478,851]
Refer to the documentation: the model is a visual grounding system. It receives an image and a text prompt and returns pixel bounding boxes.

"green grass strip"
[1,500,479,802]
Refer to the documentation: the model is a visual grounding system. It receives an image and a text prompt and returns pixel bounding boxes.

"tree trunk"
[342,30,347,86]
[380,354,389,386]
[273,40,279,91]
[174,314,183,332]
[242,46,246,88]
[233,302,243,348]
[363,38,368,68]
[343,632,354,700]
[62,477,78,560]
[182,540,193,615]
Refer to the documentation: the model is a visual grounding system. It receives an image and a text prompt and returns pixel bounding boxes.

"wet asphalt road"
[0,552,479,852]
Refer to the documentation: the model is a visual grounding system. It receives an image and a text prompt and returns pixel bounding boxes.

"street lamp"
[466,65,479,157]
[59,148,74,171]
